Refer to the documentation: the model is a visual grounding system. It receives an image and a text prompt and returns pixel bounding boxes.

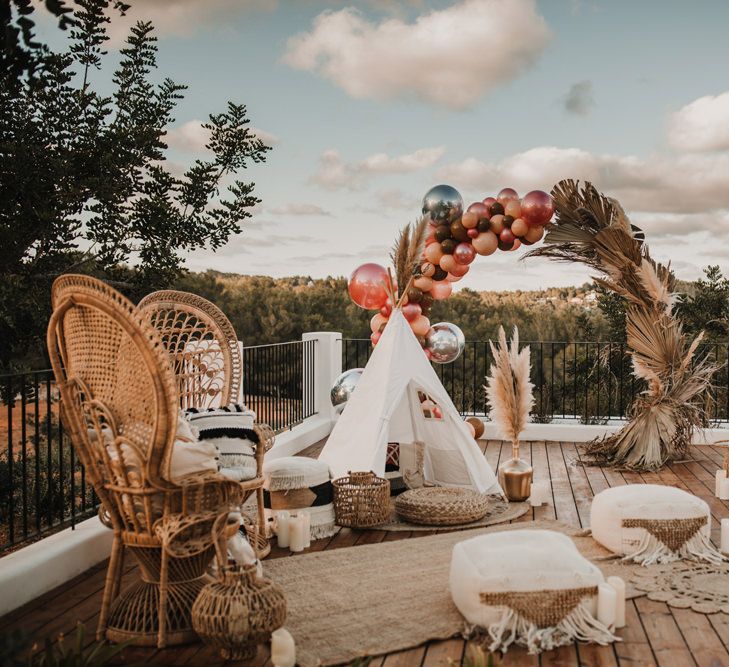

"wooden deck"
[2,440,729,666]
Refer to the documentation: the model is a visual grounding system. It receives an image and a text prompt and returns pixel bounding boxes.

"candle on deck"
[529,480,549,507]
[721,519,729,555]
[301,510,311,548]
[289,514,306,553]
[276,511,291,548]
[271,628,296,667]
[720,478,729,501]
[597,582,617,631]
[716,470,727,497]
[607,576,626,628]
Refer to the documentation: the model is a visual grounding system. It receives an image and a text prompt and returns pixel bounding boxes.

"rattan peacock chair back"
[137,290,242,410]
[48,275,240,648]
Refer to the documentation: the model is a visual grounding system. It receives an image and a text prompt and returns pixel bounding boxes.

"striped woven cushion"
[185,404,257,442]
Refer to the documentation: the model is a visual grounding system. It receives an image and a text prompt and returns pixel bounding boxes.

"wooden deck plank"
[613,600,657,667]
[545,442,580,527]
[633,598,697,667]
[421,638,465,667]
[669,607,729,667]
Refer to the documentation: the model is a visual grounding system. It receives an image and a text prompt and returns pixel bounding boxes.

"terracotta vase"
[192,564,286,660]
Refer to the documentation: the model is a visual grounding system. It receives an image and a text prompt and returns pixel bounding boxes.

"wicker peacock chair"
[47,275,242,648]
[137,290,272,557]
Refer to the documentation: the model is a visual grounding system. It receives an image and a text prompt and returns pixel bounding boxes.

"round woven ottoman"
[263,457,337,540]
[394,487,489,526]
[590,484,723,565]
[450,529,615,654]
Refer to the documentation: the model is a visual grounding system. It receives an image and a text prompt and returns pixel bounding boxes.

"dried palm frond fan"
[525,179,720,471]
[486,326,535,501]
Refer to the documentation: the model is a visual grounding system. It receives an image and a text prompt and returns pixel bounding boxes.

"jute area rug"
[263,519,651,667]
[364,496,530,532]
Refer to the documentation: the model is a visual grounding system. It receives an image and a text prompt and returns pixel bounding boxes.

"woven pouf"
[395,487,489,526]
[450,529,616,654]
[263,457,337,540]
[590,484,725,565]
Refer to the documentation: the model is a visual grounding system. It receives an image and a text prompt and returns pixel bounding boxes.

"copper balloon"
[521,190,554,227]
[511,218,529,237]
[420,262,436,277]
[472,231,498,256]
[525,224,545,243]
[453,242,476,265]
[467,202,490,220]
[410,315,431,337]
[422,184,463,224]
[504,199,522,219]
[414,275,434,292]
[424,243,444,264]
[430,281,452,300]
[439,254,458,274]
[380,297,393,317]
[461,211,479,229]
[466,416,485,438]
[402,303,422,322]
[450,262,470,277]
[489,214,505,235]
[348,263,391,310]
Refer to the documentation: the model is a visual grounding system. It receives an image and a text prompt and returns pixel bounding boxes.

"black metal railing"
[242,339,317,432]
[0,339,317,556]
[343,339,729,424]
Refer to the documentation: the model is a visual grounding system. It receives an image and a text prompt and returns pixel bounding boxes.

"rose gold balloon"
[370,313,388,333]
[446,273,462,282]
[500,228,515,244]
[431,281,452,300]
[525,225,545,243]
[421,262,436,277]
[370,331,381,346]
[521,190,554,227]
[489,214,505,235]
[379,297,393,317]
[414,275,434,292]
[497,187,519,205]
[511,218,529,237]
[467,202,489,220]
[461,211,479,229]
[472,231,498,255]
[402,303,422,322]
[450,262,469,277]
[348,263,391,310]
[439,254,457,273]
[424,243,444,265]
[410,315,431,337]
[467,228,479,238]
[454,242,476,265]
[504,199,522,219]
[482,196,496,214]
[511,239,522,251]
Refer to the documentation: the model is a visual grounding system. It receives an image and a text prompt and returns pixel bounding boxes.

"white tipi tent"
[319,309,502,495]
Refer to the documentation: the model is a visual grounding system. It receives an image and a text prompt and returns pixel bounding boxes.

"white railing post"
[302,332,342,422]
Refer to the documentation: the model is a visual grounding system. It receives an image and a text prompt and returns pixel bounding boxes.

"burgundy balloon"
[521,190,554,227]
[499,228,515,244]
[453,242,476,265]
[348,263,391,310]
[467,202,489,219]
[467,228,479,238]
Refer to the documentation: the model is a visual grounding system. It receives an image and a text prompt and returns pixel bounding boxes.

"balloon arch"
[347,184,554,363]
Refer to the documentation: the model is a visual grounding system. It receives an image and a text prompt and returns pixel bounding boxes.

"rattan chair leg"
[157,549,169,649]
[109,541,125,602]
[256,486,267,548]
[98,534,122,641]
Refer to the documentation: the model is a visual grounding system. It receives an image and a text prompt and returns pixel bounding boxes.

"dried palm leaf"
[390,217,429,295]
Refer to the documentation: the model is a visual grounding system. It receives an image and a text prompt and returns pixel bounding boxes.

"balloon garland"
[347,184,554,362]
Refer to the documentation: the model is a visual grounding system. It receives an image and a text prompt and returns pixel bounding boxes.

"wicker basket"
[332,471,390,528]
[394,487,490,526]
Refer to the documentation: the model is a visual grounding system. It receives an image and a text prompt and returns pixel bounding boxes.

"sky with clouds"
[39,0,729,290]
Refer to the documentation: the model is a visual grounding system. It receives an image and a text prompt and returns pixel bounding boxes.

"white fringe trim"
[469,601,618,655]
[310,521,339,539]
[624,530,727,565]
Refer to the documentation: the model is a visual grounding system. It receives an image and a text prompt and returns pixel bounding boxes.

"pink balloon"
[446,273,462,282]
[401,302,422,322]
[497,187,519,205]
[410,315,431,337]
[453,242,476,265]
[348,263,391,310]
[467,202,489,219]
[380,298,393,317]
[432,406,442,419]
[431,281,452,300]
[450,263,469,277]
[521,190,554,227]
[425,236,438,246]
[370,313,388,333]
[370,331,381,346]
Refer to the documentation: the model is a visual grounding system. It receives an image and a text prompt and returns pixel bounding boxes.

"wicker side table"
[394,487,490,526]
[332,471,390,528]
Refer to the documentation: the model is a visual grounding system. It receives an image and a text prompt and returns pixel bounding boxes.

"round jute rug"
[631,561,729,613]
[362,496,530,531]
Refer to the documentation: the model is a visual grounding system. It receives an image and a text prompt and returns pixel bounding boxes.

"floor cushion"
[263,457,337,539]
[450,529,616,654]
[590,484,724,565]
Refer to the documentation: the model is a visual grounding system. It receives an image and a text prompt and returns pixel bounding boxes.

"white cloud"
[283,0,551,110]
[165,120,279,153]
[562,80,594,116]
[269,203,332,216]
[310,146,445,190]
[667,91,729,152]
[437,146,729,220]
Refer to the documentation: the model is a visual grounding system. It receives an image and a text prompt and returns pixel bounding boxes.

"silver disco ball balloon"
[330,368,364,414]
[425,322,465,364]
[422,184,463,224]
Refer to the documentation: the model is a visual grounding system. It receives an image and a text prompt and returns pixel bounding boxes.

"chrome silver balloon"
[330,368,364,414]
[422,184,463,224]
[425,322,465,364]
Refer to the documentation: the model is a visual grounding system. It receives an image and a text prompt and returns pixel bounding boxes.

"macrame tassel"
[625,529,727,565]
[482,601,618,655]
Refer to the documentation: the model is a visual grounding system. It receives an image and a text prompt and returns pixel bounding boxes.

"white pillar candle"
[289,514,305,553]
[271,628,296,667]
[607,576,626,628]
[721,519,729,555]
[716,470,727,497]
[275,511,290,548]
[597,582,617,631]
[720,478,729,501]
[301,510,311,548]
[529,481,549,507]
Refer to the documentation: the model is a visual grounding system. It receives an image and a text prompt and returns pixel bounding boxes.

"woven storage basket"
[394,487,490,526]
[332,471,390,528]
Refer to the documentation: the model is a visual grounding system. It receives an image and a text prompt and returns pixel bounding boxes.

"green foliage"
[676,265,729,342]
[0,2,270,372]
